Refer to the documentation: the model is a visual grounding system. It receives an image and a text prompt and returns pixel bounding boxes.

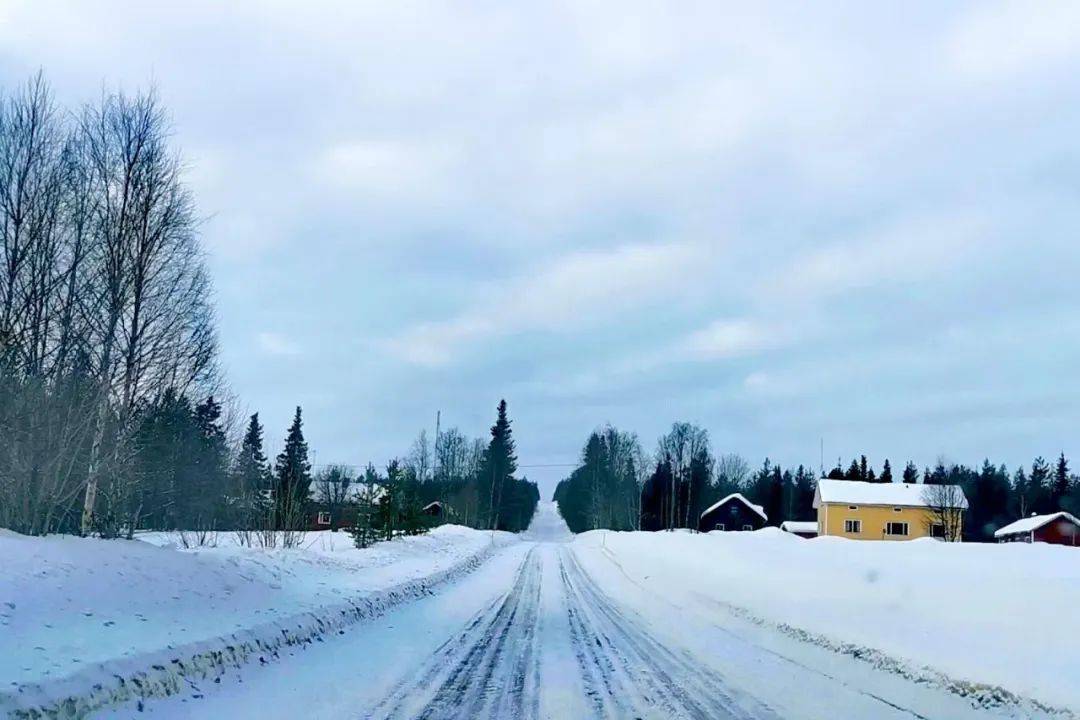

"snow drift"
[0,526,515,718]
[572,528,1080,712]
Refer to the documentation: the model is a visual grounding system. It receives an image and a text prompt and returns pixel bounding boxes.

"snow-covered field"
[4,512,1078,719]
[572,528,1080,712]
[0,526,515,718]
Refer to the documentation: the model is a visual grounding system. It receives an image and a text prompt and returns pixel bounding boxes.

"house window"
[930,523,946,539]
[893,507,902,513]
[317,511,331,526]
[742,524,753,531]
[844,519,861,534]
[848,505,858,510]
[885,522,909,536]
[717,523,725,531]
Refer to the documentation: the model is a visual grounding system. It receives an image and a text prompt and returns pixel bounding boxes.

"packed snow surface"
[4,506,1077,719]
[572,527,1080,711]
[0,526,513,699]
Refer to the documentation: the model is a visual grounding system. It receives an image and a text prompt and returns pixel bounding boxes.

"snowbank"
[0,526,515,718]
[572,528,1080,712]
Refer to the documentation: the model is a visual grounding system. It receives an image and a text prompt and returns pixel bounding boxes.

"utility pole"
[433,410,441,481]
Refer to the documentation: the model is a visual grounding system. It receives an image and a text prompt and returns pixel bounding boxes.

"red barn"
[994,512,1080,546]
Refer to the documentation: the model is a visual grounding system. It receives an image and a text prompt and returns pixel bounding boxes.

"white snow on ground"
[0,526,515,716]
[572,527,1080,712]
[5,509,1078,719]
[94,503,1053,720]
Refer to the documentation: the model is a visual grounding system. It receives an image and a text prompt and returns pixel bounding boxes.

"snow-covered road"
[102,505,1058,720]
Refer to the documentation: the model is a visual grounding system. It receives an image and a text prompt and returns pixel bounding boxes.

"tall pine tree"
[480,399,518,530]
[274,407,312,529]
[1052,453,1071,511]
[234,413,272,524]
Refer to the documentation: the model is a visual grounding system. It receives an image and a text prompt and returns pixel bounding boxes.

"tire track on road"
[558,546,782,720]
[364,546,542,720]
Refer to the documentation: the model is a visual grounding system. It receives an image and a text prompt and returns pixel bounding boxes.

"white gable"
[701,493,767,521]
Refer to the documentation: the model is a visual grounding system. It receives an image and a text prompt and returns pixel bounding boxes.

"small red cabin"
[994,512,1080,546]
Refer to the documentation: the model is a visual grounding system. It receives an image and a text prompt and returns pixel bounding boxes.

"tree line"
[0,72,539,544]
[1,73,217,537]
[555,421,1080,542]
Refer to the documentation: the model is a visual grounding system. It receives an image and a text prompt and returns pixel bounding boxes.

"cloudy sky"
[4,1,1080,496]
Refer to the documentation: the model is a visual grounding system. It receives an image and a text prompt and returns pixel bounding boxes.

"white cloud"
[948,1,1080,78]
[314,139,461,198]
[678,318,782,361]
[256,331,301,356]
[769,213,984,304]
[384,241,713,366]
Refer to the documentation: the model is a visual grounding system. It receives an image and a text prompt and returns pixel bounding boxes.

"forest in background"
[554,422,1080,542]
[0,72,537,541]
[4,70,1076,546]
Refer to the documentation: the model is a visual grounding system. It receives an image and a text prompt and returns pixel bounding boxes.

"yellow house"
[813,479,968,541]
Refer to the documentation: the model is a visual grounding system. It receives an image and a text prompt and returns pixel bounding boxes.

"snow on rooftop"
[994,511,1080,538]
[814,479,968,509]
[780,521,818,534]
[701,493,767,521]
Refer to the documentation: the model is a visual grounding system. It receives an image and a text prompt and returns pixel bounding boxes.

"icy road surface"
[105,504,1044,720]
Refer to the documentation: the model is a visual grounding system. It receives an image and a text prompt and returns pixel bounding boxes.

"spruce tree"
[192,395,229,527]
[1029,456,1051,514]
[902,461,919,484]
[1051,453,1070,511]
[1012,466,1029,517]
[880,459,893,484]
[274,406,312,529]
[480,399,518,530]
[234,413,272,524]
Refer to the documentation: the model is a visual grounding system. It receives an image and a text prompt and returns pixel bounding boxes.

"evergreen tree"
[792,466,817,520]
[880,459,893,484]
[640,459,674,531]
[747,459,785,525]
[967,459,1011,542]
[902,461,919,484]
[1029,456,1051,514]
[273,407,312,529]
[1011,466,1029,518]
[350,476,381,548]
[1051,453,1071,511]
[479,399,518,530]
[191,395,229,526]
[133,389,198,529]
[234,413,272,524]
[926,461,949,485]
[826,460,845,480]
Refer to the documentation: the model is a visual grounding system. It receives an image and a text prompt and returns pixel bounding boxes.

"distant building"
[994,512,1080,546]
[813,479,968,541]
[780,520,818,538]
[421,501,447,519]
[699,493,768,532]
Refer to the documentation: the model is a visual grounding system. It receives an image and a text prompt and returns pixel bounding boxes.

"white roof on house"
[813,479,969,509]
[701,493,767,521]
[994,511,1080,538]
[780,521,818,534]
